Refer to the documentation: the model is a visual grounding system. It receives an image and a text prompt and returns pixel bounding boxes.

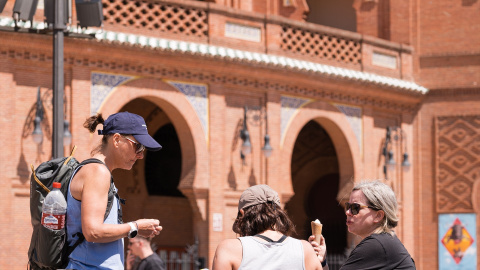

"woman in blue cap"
[66,112,163,269]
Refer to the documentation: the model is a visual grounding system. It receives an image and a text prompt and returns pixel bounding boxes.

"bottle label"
[41,213,65,230]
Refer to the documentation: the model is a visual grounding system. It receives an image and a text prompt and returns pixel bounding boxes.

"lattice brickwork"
[436,115,480,212]
[103,0,208,37]
[281,26,361,65]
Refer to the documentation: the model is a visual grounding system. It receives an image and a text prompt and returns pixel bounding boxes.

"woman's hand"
[308,234,327,263]
[135,219,163,238]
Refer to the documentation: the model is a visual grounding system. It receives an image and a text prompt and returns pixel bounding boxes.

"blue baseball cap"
[97,112,162,151]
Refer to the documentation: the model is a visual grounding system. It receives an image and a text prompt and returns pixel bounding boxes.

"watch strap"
[128,222,138,238]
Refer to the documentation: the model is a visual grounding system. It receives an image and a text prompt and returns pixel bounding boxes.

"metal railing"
[158,249,197,270]
[326,253,348,270]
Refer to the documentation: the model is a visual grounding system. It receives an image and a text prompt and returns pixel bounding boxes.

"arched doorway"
[111,98,195,257]
[285,120,347,258]
[145,123,183,197]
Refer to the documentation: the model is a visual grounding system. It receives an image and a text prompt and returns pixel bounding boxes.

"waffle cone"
[311,221,323,243]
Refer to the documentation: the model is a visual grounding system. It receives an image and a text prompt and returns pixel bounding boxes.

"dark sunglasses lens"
[345,203,360,215]
[351,203,360,215]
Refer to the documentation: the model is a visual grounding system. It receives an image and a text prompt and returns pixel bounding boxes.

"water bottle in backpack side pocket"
[41,182,67,230]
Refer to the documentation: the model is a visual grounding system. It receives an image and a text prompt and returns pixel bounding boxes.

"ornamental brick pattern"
[436,115,480,212]
[103,0,208,37]
[280,25,362,66]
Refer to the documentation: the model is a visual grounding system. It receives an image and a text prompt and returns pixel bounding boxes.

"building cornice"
[0,16,428,96]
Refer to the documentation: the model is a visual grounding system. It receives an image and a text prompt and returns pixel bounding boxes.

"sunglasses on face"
[122,135,145,154]
[345,202,379,215]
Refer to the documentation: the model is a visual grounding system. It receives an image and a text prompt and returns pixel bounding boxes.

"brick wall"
[0,1,479,269]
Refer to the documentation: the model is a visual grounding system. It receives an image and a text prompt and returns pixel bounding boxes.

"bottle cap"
[52,182,61,189]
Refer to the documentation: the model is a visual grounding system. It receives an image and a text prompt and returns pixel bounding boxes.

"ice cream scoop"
[311,219,323,244]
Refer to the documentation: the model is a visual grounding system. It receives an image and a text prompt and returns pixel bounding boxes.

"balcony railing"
[99,0,413,79]
[0,0,414,80]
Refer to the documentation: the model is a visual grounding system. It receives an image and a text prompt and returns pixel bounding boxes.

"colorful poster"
[439,214,476,270]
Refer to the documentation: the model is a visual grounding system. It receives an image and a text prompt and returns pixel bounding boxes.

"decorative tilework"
[91,72,136,115]
[280,95,312,146]
[335,104,363,154]
[166,81,209,142]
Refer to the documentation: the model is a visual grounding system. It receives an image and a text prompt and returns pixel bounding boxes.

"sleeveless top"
[238,236,305,270]
[66,166,124,270]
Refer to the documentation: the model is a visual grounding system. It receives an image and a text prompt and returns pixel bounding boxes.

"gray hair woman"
[311,180,416,270]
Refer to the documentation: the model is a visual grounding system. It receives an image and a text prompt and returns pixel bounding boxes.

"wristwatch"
[127,222,138,239]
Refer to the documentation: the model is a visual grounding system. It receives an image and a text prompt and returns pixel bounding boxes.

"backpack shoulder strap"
[78,158,116,221]
[66,159,121,259]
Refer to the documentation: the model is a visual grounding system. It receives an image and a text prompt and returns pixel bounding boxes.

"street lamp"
[382,126,410,179]
[239,106,273,162]
[7,0,100,157]
[31,87,72,148]
[32,87,44,145]
[63,95,72,146]
[63,120,72,146]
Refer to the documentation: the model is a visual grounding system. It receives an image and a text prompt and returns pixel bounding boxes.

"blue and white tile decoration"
[281,95,312,146]
[166,81,209,143]
[91,72,136,115]
[335,104,363,154]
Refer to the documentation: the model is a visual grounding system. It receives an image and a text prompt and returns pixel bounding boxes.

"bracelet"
[133,221,138,230]
[321,258,327,267]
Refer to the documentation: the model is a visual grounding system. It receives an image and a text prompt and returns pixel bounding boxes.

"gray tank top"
[238,236,305,270]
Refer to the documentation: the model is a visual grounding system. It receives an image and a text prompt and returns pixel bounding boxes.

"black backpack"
[28,147,118,270]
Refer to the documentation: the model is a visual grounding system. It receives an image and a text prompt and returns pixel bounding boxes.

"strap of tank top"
[254,234,287,243]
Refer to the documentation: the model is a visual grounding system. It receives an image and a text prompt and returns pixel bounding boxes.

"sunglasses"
[122,135,145,154]
[345,202,379,215]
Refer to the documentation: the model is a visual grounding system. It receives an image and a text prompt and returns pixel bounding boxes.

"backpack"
[28,146,119,270]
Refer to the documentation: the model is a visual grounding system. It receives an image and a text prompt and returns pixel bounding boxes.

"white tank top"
[238,236,305,270]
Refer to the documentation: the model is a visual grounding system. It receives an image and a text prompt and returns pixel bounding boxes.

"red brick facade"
[0,0,479,269]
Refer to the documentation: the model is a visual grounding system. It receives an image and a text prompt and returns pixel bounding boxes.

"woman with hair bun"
[66,112,164,269]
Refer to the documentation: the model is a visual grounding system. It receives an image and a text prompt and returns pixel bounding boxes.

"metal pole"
[52,0,65,158]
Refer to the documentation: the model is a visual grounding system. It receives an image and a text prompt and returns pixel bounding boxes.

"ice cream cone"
[311,220,323,244]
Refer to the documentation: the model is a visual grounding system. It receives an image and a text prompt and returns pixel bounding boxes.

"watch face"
[129,230,137,239]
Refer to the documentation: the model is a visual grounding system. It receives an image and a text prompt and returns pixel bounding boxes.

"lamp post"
[382,126,410,179]
[239,106,273,162]
[52,0,66,158]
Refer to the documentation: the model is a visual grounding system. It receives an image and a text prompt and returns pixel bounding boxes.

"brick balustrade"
[0,0,413,79]
[99,0,412,79]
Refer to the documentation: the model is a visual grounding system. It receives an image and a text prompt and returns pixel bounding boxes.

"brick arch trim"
[280,101,361,203]
[97,78,210,220]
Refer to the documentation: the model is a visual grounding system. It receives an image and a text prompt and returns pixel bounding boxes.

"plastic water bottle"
[41,182,67,230]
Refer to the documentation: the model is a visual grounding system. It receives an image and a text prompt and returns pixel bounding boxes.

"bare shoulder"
[71,161,111,199]
[213,239,242,270]
[301,239,314,251]
[301,240,322,270]
[217,238,242,254]
[76,161,111,183]
[81,160,110,174]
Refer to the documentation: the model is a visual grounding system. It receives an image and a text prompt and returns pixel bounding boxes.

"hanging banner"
[438,213,476,270]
